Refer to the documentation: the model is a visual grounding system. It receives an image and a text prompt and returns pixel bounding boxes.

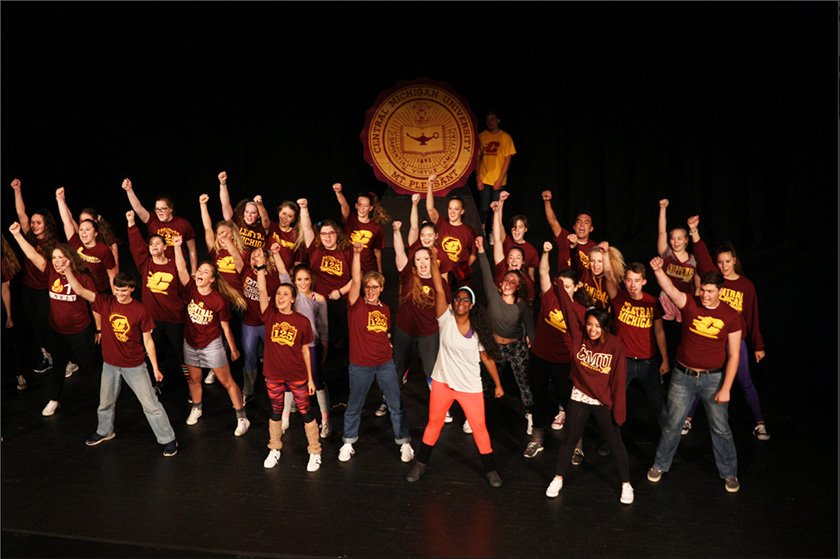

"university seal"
[361,78,477,196]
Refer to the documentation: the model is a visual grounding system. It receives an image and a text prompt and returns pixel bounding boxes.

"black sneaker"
[162,440,178,457]
[85,432,116,446]
[33,357,52,374]
[485,470,503,488]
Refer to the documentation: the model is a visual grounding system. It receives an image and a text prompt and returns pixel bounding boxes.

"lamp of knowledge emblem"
[361,78,478,196]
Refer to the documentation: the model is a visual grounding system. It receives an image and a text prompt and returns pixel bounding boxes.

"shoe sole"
[523,447,544,459]
[647,472,663,483]
[86,433,116,446]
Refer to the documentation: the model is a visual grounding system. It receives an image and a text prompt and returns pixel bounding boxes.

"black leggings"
[527,352,571,430]
[554,399,629,482]
[44,324,98,402]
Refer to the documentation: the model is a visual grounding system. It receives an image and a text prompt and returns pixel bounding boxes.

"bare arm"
[332,183,350,222]
[63,266,96,303]
[348,242,363,306]
[542,190,562,238]
[256,257,270,314]
[430,247,449,319]
[425,174,440,225]
[143,331,164,382]
[650,256,687,309]
[493,155,513,190]
[407,193,421,246]
[121,178,150,223]
[10,179,30,233]
[253,194,271,231]
[186,239,198,276]
[393,221,408,271]
[218,171,234,221]
[657,199,669,256]
[715,331,741,403]
[198,194,216,251]
[221,320,239,361]
[653,318,669,374]
[2,281,12,327]
[298,198,315,248]
[539,242,552,294]
[55,187,77,240]
[491,201,505,265]
[8,223,46,271]
[172,236,190,286]
[480,351,504,398]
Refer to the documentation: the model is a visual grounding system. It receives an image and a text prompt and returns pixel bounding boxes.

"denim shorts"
[183,337,228,369]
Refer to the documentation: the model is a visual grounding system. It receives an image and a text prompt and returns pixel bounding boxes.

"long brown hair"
[400,247,434,309]
[201,260,246,312]
[2,235,22,279]
[357,192,390,225]
[277,200,305,252]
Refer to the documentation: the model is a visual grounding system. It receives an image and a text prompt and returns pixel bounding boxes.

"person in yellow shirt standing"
[475,110,516,239]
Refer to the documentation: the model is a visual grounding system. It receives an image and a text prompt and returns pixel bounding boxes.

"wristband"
[96,330,102,333]
[255,265,267,271]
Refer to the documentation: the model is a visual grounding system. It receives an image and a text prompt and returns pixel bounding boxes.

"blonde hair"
[202,260,246,312]
[214,220,246,255]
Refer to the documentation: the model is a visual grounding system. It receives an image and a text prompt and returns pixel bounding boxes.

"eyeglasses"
[453,296,472,303]
[320,231,336,236]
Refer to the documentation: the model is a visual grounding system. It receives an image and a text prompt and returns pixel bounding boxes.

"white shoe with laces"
[65,362,79,378]
[263,449,281,468]
[462,420,472,434]
[186,407,202,426]
[204,371,216,385]
[374,402,388,417]
[307,453,322,472]
[400,443,414,463]
[234,417,250,436]
[338,443,355,462]
[41,400,60,417]
[545,476,564,498]
[444,411,453,424]
[620,482,635,504]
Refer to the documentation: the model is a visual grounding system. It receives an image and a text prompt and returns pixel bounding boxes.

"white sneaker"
[41,400,60,417]
[65,362,79,378]
[525,412,534,436]
[444,411,453,424]
[186,406,203,426]
[234,417,251,436]
[551,408,566,431]
[263,449,281,468]
[338,443,355,462]
[307,453,322,472]
[462,420,473,434]
[319,420,332,439]
[204,371,216,385]
[545,476,564,498]
[374,402,388,417]
[400,443,414,463]
[620,482,635,504]
[681,418,692,436]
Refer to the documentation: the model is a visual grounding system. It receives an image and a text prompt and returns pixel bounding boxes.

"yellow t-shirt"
[477,129,516,186]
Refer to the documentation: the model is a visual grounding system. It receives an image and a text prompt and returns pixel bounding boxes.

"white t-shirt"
[431,309,485,393]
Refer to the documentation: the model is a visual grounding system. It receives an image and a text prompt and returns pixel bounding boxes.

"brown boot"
[269,419,284,451]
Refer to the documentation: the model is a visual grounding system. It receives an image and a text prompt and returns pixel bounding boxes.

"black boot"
[480,452,502,488]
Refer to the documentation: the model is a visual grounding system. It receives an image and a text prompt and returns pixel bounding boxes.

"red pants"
[423,379,492,454]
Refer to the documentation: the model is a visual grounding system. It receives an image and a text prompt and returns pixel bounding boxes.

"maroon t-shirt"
[209,248,244,292]
[182,280,231,349]
[348,297,392,366]
[580,268,610,311]
[47,267,95,335]
[267,222,301,271]
[493,260,536,303]
[146,215,195,260]
[502,236,539,271]
[261,307,313,382]
[128,224,185,324]
[308,246,353,297]
[660,246,697,294]
[552,230,573,274]
[676,296,742,371]
[22,238,51,290]
[611,289,663,360]
[571,239,598,273]
[69,233,116,293]
[236,219,267,252]
[240,265,281,326]
[344,213,384,273]
[531,287,573,363]
[92,294,155,368]
[437,221,477,282]
[394,265,450,337]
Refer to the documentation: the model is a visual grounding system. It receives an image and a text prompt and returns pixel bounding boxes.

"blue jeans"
[479,186,506,229]
[653,367,738,478]
[241,322,265,397]
[626,358,666,428]
[343,360,410,445]
[97,362,176,445]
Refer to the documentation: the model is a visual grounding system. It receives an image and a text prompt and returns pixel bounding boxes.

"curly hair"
[356,192,391,225]
[400,248,434,309]
[314,219,351,250]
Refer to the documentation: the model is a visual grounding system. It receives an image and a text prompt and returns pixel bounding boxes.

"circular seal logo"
[361,78,477,196]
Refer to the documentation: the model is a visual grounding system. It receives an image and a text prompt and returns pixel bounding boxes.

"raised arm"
[10,179,30,233]
[332,183,350,222]
[497,191,510,245]
[126,211,149,269]
[298,198,315,248]
[475,236,498,303]
[121,178,151,223]
[539,241,553,294]
[198,193,216,252]
[425,174,440,225]
[253,194,271,231]
[491,201,505,265]
[392,220,408,272]
[255,250,270,314]
[542,190,563,238]
[269,242,289,279]
[407,193,422,246]
[218,171,234,221]
[657,199,670,257]
[348,242,363,306]
[55,187,77,240]
[8,222,46,271]
[430,246,449,319]
[650,256,687,309]
[63,265,96,303]
[172,235,190,286]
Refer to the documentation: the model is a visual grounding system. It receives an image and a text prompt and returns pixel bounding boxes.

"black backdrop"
[2,2,836,266]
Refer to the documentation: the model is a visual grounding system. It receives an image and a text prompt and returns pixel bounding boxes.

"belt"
[629,356,653,362]
[675,363,722,377]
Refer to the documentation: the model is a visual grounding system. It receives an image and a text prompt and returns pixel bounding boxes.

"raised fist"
[199,193,210,204]
[499,191,510,202]
[650,256,663,271]
[659,199,669,208]
[10,178,21,191]
[218,171,227,184]
[297,198,308,209]
[8,222,21,235]
[541,190,552,201]
[55,187,65,200]
[121,178,132,191]
[411,193,420,204]
[125,210,135,223]
[392,220,402,231]
[332,183,342,193]
[253,195,263,205]
[543,241,553,252]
